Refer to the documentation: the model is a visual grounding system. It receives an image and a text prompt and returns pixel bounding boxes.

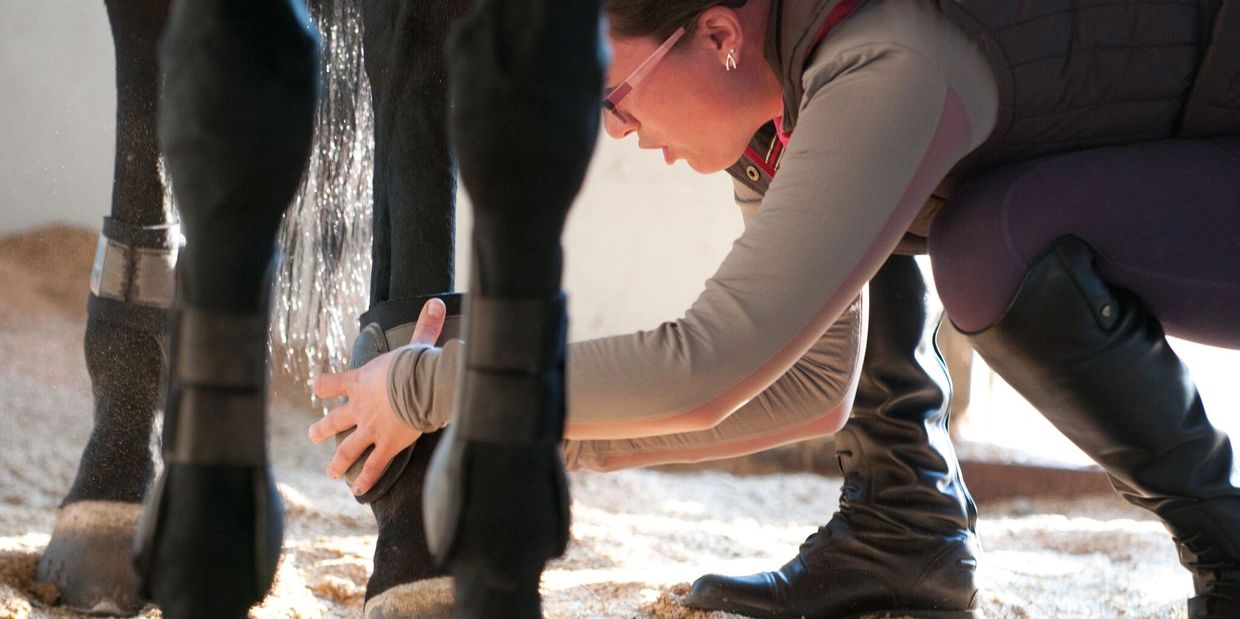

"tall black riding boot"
[968,236,1240,619]
[687,255,981,619]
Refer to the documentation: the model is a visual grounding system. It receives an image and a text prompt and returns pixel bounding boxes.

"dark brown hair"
[606,0,749,42]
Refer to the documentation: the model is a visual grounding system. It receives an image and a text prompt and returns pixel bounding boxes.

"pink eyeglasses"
[602,26,687,126]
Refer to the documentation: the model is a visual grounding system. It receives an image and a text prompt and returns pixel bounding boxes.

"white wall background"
[0,1,741,343]
[0,1,115,234]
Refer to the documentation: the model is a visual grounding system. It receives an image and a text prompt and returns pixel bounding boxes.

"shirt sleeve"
[563,294,863,471]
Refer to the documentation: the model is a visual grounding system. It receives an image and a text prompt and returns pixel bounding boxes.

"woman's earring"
[725,48,738,71]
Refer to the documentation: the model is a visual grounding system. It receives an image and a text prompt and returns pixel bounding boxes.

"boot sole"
[688,600,981,619]
[842,611,980,619]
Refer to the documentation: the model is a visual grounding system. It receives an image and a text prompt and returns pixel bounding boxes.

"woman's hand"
[308,298,446,495]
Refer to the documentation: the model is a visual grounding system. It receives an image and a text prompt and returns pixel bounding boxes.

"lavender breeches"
[930,137,1240,349]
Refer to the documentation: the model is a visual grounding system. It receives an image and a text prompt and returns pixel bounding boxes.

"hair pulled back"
[606,0,749,41]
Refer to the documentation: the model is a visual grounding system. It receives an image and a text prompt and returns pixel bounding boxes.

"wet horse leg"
[133,1,320,616]
[425,0,605,615]
[363,0,462,304]
[328,0,472,612]
[36,1,175,614]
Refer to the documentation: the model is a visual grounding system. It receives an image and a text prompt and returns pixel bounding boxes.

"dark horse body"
[38,0,473,614]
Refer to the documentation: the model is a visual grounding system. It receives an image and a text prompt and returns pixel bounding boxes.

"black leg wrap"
[968,236,1240,619]
[136,0,320,611]
[454,295,568,445]
[135,302,282,618]
[424,294,570,613]
[431,436,563,618]
[86,292,170,335]
[437,0,601,611]
[136,464,282,618]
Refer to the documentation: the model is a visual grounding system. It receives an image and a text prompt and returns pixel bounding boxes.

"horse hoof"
[363,576,453,619]
[36,501,145,616]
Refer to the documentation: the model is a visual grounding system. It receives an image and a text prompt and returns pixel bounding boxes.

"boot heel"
[872,610,981,619]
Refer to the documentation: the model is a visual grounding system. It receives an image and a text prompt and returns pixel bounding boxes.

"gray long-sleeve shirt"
[387,0,998,469]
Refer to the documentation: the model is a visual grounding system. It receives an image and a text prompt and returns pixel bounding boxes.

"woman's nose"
[602,110,636,139]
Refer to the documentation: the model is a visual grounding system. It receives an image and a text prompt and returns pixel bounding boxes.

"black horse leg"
[36,1,174,614]
[330,1,471,612]
[363,0,463,304]
[133,1,320,617]
[424,0,605,615]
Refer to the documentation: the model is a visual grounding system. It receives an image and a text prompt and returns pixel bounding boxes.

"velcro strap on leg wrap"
[456,370,565,444]
[351,322,391,369]
[464,294,566,374]
[91,218,182,308]
[456,294,568,444]
[165,388,267,465]
[165,306,270,466]
[175,308,269,389]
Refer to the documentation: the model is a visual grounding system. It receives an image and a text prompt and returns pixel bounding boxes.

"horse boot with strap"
[423,0,603,614]
[334,293,463,617]
[967,236,1240,619]
[135,0,320,615]
[687,254,981,619]
[135,293,285,619]
[424,292,572,618]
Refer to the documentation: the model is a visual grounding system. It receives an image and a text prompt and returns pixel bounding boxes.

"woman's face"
[604,27,774,174]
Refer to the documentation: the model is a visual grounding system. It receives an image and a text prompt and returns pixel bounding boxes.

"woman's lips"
[641,140,676,165]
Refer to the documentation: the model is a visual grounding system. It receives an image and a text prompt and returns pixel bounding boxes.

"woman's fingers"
[352,442,399,496]
[313,369,353,399]
[311,302,438,488]
[409,298,446,346]
[308,405,356,443]
[327,428,370,480]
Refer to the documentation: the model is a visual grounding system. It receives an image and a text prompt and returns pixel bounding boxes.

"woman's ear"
[696,6,744,65]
